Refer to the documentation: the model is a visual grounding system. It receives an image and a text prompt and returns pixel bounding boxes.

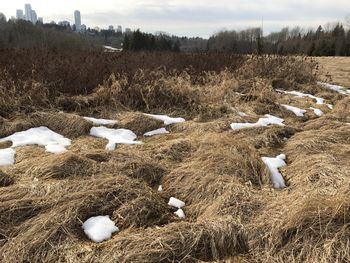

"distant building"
[125,28,131,34]
[94,26,101,32]
[0,13,6,22]
[81,24,87,31]
[31,10,37,24]
[58,21,70,27]
[38,17,43,24]
[117,25,122,33]
[16,9,24,20]
[108,25,114,31]
[24,4,32,22]
[50,21,56,24]
[74,10,81,31]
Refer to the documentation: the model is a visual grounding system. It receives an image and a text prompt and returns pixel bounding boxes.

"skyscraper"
[117,25,122,33]
[24,4,32,22]
[74,10,81,31]
[31,10,37,24]
[16,9,24,20]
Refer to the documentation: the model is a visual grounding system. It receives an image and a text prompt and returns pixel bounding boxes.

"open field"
[314,56,350,87]
[0,52,349,263]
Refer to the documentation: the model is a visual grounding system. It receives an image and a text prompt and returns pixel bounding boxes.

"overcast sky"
[1,0,350,38]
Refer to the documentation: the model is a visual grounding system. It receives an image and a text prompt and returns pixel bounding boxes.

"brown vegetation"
[0,51,349,263]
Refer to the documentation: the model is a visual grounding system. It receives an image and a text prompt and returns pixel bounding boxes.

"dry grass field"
[314,56,350,87]
[0,53,349,263]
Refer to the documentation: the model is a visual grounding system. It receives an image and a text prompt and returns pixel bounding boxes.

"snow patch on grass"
[144,113,185,125]
[277,89,325,104]
[238,111,248,117]
[281,104,306,117]
[168,197,185,209]
[310,107,324,116]
[174,208,186,219]
[0,126,71,154]
[90,127,142,151]
[317,82,350,95]
[0,148,16,166]
[82,215,119,243]
[83,117,117,126]
[262,154,287,189]
[144,128,169,137]
[231,114,284,130]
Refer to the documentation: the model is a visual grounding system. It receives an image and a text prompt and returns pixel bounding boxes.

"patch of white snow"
[317,82,350,95]
[174,208,186,219]
[310,107,324,116]
[90,127,142,151]
[144,113,185,125]
[0,127,71,154]
[238,111,248,117]
[0,148,16,166]
[277,89,325,104]
[158,185,163,192]
[82,215,119,243]
[83,117,117,126]
[261,154,287,189]
[231,114,284,130]
[168,197,185,209]
[144,128,169,137]
[280,104,306,117]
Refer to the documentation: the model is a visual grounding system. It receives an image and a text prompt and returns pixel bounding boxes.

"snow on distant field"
[0,127,71,154]
[310,107,324,116]
[83,117,117,126]
[0,148,15,166]
[90,127,142,151]
[82,215,119,243]
[144,128,169,137]
[144,113,185,125]
[262,154,287,189]
[277,89,325,105]
[231,114,284,130]
[168,197,185,209]
[281,104,306,117]
[317,82,350,95]
[174,208,186,219]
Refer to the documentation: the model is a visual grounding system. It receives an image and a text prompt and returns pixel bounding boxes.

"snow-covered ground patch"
[280,104,306,117]
[0,148,16,166]
[83,117,117,126]
[144,113,185,125]
[0,127,71,154]
[174,208,186,219]
[310,107,324,116]
[261,154,287,189]
[327,104,333,110]
[144,128,169,137]
[231,114,284,130]
[103,46,122,52]
[90,127,142,151]
[168,197,185,209]
[158,185,163,192]
[277,89,325,105]
[238,111,248,117]
[82,215,119,243]
[317,82,350,95]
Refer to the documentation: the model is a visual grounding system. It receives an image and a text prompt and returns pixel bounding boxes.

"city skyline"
[1,0,350,38]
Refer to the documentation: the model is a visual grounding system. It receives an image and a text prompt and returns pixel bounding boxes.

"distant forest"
[1,17,350,56]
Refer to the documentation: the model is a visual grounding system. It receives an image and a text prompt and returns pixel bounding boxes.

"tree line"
[207,23,350,56]
[1,17,350,56]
